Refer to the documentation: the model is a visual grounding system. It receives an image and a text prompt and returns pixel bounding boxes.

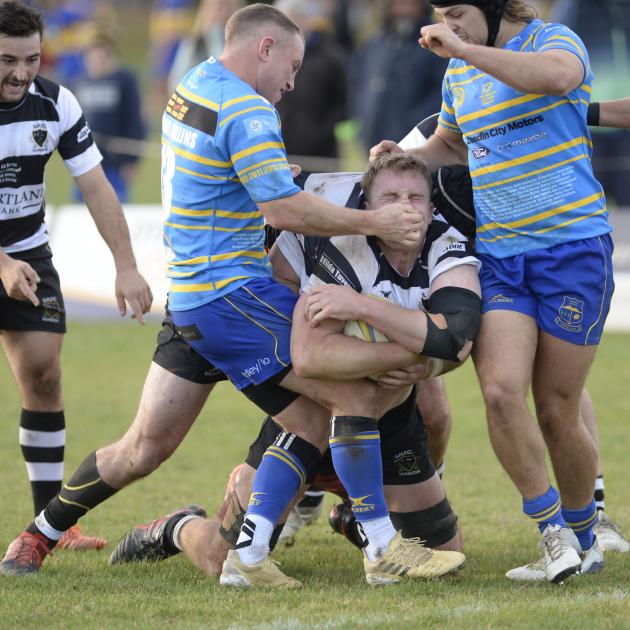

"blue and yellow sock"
[563,500,597,551]
[329,416,388,521]
[523,486,566,532]
[237,432,320,563]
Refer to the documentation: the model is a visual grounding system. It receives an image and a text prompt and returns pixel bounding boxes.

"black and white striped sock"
[19,409,65,516]
[594,474,605,512]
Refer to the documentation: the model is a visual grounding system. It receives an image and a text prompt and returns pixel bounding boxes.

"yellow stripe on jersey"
[171,207,213,217]
[449,72,487,88]
[231,141,286,163]
[210,250,266,262]
[169,256,209,266]
[175,165,237,182]
[533,206,607,235]
[581,84,592,94]
[477,192,605,237]
[175,84,219,111]
[237,157,289,178]
[167,270,197,277]
[457,93,543,124]
[473,154,588,191]
[539,35,586,60]
[219,105,276,127]
[446,64,475,76]
[438,116,460,131]
[222,94,265,109]
[165,221,262,232]
[162,138,231,168]
[469,137,589,178]
[170,276,249,292]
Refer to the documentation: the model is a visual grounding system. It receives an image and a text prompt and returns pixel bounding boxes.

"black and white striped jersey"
[276,171,480,311]
[0,76,102,252]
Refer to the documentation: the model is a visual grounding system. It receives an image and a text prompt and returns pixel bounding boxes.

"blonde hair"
[361,154,433,202]
[224,2,302,44]
[503,0,538,23]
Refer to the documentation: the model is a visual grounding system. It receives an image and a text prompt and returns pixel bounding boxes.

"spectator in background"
[168,0,244,93]
[551,0,630,206]
[349,0,447,152]
[73,30,146,203]
[149,0,194,107]
[275,0,347,167]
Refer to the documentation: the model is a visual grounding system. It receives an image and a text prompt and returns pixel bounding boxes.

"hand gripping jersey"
[161,57,300,311]
[0,77,102,252]
[276,172,480,307]
[438,19,611,258]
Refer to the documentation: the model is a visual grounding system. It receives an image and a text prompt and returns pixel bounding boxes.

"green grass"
[0,325,629,629]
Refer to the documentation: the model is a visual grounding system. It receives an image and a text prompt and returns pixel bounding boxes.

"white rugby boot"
[278,492,324,546]
[593,512,630,553]
[506,525,582,583]
[219,550,302,589]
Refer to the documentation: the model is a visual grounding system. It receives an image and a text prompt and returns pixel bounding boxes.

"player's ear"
[259,36,275,61]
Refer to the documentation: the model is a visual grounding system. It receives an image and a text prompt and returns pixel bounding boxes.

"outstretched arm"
[75,165,153,322]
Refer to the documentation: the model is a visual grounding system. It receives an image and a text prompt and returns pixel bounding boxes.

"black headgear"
[430,1,509,47]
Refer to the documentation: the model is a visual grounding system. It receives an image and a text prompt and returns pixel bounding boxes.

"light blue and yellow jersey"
[438,19,611,258]
[161,57,300,310]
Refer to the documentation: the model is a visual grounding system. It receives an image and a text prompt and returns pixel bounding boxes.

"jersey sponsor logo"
[497,131,548,153]
[555,296,584,332]
[163,116,199,149]
[0,187,44,218]
[472,146,490,160]
[380,290,392,298]
[480,82,496,106]
[77,124,91,144]
[31,123,49,151]
[465,115,545,145]
[394,449,422,477]
[442,242,466,254]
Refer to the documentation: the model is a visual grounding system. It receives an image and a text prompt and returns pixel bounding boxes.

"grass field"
[0,324,629,629]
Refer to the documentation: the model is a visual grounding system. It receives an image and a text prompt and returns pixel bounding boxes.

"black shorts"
[0,244,66,333]
[245,389,435,492]
[152,308,228,384]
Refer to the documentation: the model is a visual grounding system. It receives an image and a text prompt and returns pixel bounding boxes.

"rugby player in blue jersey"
[371,0,614,582]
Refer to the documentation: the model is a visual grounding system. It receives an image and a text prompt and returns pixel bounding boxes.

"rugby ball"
[343,319,389,381]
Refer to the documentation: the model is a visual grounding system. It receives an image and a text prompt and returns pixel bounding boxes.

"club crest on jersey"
[31,123,48,150]
[453,86,465,109]
[555,296,584,332]
[480,82,496,106]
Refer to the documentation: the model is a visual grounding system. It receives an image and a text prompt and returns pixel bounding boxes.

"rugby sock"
[329,416,394,560]
[171,514,204,551]
[297,490,325,509]
[594,474,605,512]
[27,451,117,543]
[236,432,320,564]
[563,500,597,551]
[522,486,566,533]
[19,410,65,516]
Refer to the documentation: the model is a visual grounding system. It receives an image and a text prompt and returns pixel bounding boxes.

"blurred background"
[28,0,630,321]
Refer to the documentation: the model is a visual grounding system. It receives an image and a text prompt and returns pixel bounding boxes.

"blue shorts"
[171,277,298,390]
[479,234,614,345]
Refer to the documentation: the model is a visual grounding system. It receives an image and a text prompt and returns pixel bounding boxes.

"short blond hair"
[224,3,302,44]
[361,154,433,202]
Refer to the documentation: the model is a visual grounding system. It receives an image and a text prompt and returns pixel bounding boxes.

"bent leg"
[416,377,451,469]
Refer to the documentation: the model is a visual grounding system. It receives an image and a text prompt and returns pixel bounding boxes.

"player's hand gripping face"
[0,32,41,102]
[366,169,431,251]
[420,5,488,57]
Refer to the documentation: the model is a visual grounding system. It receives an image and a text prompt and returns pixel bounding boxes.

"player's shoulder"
[31,76,61,103]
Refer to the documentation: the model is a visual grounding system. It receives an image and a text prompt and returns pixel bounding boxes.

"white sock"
[360,515,397,562]
[236,514,274,565]
[34,510,65,540]
[172,514,203,551]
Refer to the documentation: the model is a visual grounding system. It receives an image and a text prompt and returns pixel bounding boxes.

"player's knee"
[25,363,62,405]
[481,379,525,423]
[535,395,579,441]
[422,403,451,437]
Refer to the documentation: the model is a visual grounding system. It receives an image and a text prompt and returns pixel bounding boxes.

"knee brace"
[389,497,458,548]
